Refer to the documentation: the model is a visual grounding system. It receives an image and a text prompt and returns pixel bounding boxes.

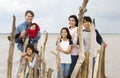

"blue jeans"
[58,63,71,78]
[68,55,78,78]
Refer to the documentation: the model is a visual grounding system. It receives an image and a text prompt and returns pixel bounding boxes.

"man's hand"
[102,41,107,48]
[19,30,25,38]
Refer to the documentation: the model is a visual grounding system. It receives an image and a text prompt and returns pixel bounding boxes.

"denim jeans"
[58,63,71,78]
[68,55,78,78]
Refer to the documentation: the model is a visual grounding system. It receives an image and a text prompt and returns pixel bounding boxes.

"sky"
[0,0,120,33]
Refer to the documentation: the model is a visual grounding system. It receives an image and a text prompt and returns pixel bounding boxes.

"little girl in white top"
[56,27,73,78]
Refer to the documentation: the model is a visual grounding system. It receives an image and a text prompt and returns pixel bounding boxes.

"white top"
[59,39,72,64]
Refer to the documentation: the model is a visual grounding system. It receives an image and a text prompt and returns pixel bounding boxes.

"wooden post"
[51,51,63,78]
[28,68,33,78]
[71,0,89,78]
[40,31,48,78]
[78,52,89,78]
[97,46,106,78]
[47,68,54,78]
[93,50,100,78]
[88,22,95,78]
[34,55,39,78]
[7,15,16,78]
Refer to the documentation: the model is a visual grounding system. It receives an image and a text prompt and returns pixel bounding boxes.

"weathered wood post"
[40,31,48,78]
[70,0,89,78]
[47,68,54,78]
[93,50,100,78]
[51,51,63,78]
[78,52,89,78]
[97,46,106,78]
[7,15,16,78]
[88,21,95,78]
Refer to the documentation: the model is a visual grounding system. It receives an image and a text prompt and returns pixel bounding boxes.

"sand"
[0,34,120,78]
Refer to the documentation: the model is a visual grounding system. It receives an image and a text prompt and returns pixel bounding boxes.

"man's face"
[25,13,33,23]
[83,20,91,30]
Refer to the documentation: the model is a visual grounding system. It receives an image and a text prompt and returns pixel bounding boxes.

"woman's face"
[26,47,33,56]
[61,29,67,38]
[83,20,91,30]
[69,17,76,27]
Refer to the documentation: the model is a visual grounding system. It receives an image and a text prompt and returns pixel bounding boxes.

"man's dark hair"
[25,10,34,17]
[83,16,92,23]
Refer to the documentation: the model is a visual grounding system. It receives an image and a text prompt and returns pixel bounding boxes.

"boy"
[83,16,107,70]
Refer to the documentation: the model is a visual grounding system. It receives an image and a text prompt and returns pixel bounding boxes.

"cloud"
[0,0,120,33]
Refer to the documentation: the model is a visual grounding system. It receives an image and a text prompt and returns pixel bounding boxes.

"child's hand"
[24,56,32,63]
[24,55,29,61]
[21,52,27,57]
[56,45,61,51]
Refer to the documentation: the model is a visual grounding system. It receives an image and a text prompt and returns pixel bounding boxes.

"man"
[15,10,40,77]
[15,10,40,52]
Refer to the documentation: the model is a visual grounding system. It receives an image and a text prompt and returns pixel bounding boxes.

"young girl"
[68,15,79,77]
[56,27,73,78]
[27,23,40,45]
[21,44,39,78]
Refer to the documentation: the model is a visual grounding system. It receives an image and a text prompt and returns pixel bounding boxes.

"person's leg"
[68,55,78,78]
[64,64,71,78]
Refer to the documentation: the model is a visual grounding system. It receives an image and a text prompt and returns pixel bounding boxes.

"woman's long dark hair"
[60,27,72,40]
[68,15,78,27]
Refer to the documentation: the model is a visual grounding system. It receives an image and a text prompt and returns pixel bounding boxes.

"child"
[83,16,107,70]
[21,44,39,78]
[56,27,73,78]
[27,23,40,45]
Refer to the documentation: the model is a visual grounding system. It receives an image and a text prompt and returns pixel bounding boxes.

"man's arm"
[95,29,107,48]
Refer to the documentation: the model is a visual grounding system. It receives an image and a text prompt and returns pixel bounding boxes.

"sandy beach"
[0,34,120,78]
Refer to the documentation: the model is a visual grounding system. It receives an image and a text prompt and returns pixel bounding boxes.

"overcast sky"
[0,0,120,33]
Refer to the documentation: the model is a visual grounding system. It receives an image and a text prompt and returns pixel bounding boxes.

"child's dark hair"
[83,16,92,23]
[60,27,72,40]
[30,23,38,28]
[25,44,35,53]
[68,15,78,27]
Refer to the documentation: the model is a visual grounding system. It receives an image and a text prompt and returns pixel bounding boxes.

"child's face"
[61,29,67,38]
[83,20,91,30]
[69,17,76,27]
[30,25,36,30]
[26,47,33,56]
